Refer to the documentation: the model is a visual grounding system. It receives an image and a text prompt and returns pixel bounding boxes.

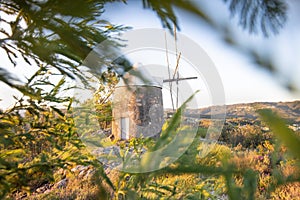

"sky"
[0,1,299,109]
[101,0,300,108]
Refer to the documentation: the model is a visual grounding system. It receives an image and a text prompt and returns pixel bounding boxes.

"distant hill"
[181,100,300,124]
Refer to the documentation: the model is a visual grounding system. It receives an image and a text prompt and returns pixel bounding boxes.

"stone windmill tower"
[112,63,164,140]
[111,62,197,140]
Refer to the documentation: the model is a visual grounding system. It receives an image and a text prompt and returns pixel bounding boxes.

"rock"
[71,165,96,179]
[55,178,68,189]
[84,169,96,179]
[71,165,87,173]
[36,183,53,193]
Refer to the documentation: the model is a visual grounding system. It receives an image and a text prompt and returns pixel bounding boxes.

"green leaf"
[50,106,65,117]
[152,90,199,150]
[49,76,66,96]
[258,109,300,159]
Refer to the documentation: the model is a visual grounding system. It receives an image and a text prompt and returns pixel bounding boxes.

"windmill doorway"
[120,117,130,140]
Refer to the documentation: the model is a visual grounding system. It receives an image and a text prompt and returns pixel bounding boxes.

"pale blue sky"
[102,0,300,107]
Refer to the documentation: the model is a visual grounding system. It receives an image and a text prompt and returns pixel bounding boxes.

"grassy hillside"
[7,101,300,199]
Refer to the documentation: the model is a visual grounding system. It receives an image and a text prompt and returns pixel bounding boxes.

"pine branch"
[223,0,288,36]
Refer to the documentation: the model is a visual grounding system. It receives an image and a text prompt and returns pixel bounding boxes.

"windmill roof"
[116,63,163,88]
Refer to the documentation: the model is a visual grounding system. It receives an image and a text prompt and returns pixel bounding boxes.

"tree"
[142,0,287,36]
[0,0,125,197]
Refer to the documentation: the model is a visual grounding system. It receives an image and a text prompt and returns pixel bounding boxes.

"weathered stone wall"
[112,86,164,139]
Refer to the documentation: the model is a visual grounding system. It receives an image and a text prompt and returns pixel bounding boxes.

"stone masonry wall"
[112,86,164,139]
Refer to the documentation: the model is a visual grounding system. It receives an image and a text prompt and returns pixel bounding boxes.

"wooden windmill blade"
[163,76,198,83]
[163,54,199,111]
[164,25,198,110]
[163,75,198,110]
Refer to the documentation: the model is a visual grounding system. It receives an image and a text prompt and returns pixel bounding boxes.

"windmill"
[163,26,197,112]
[112,26,198,140]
